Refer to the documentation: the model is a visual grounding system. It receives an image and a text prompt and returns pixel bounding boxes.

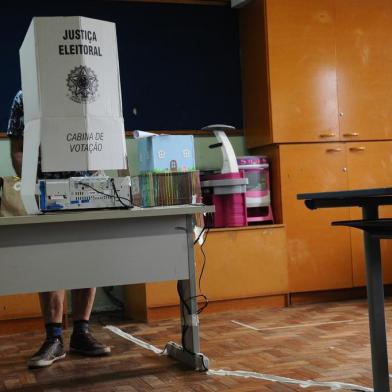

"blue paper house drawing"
[138,135,196,173]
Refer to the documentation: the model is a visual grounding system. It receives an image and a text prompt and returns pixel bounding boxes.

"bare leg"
[39,291,65,323]
[71,288,96,321]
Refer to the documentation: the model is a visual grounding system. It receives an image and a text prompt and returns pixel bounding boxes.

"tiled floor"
[0,298,388,391]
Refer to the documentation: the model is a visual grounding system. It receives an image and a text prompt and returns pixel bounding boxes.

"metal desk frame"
[298,187,392,392]
[0,205,213,371]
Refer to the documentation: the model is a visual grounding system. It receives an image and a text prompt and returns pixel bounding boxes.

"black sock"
[45,323,63,341]
[73,319,89,334]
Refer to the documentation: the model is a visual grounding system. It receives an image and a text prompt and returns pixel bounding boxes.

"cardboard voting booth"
[19,16,127,214]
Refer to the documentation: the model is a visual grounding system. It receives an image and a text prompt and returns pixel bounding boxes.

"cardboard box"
[138,135,196,173]
[19,16,127,172]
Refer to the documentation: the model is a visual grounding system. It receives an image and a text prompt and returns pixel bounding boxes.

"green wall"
[0,140,15,177]
[0,135,248,312]
[0,136,247,177]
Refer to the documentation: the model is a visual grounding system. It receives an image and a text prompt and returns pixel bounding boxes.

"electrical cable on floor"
[103,325,373,392]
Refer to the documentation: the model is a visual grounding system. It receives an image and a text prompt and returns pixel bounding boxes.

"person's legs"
[28,288,110,368]
[28,291,66,368]
[71,288,96,320]
[40,290,65,323]
[70,288,111,356]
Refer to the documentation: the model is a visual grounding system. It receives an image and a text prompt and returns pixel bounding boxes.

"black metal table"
[298,187,392,392]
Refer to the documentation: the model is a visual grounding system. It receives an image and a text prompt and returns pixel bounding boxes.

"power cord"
[110,178,133,208]
[193,226,206,245]
[196,227,209,314]
[77,179,133,208]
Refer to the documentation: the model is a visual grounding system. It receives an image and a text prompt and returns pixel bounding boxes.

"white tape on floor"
[208,369,373,391]
[104,325,373,392]
[104,325,164,355]
[231,319,358,332]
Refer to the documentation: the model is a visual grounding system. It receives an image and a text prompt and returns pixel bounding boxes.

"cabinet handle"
[349,146,366,152]
[319,133,336,138]
[343,132,359,137]
[326,148,343,153]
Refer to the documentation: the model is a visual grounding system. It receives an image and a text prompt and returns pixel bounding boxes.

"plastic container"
[237,156,273,223]
[201,171,247,228]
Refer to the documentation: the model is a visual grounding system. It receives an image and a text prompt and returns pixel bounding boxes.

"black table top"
[332,218,392,238]
[297,187,392,210]
[297,187,392,201]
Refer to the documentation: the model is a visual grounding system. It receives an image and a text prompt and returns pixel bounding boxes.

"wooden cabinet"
[0,294,41,320]
[337,0,392,141]
[240,0,339,146]
[345,141,392,285]
[239,0,271,148]
[258,141,392,292]
[124,225,289,321]
[193,225,288,300]
[240,0,392,147]
[241,0,392,294]
[266,0,339,144]
[278,143,352,292]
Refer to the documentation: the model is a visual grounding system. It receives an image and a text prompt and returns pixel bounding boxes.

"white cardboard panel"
[40,116,127,172]
[19,21,40,122]
[19,16,127,172]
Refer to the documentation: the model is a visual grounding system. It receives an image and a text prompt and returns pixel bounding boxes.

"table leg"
[166,215,209,371]
[363,205,390,392]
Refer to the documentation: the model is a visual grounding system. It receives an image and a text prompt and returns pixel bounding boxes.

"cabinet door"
[280,143,352,292]
[239,0,271,148]
[267,0,339,143]
[0,294,41,320]
[336,0,392,141]
[346,141,392,286]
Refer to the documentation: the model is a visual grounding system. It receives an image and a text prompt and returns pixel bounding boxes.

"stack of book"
[131,171,201,207]
[132,134,201,207]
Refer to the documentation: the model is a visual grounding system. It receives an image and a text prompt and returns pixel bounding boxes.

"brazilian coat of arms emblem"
[66,65,99,103]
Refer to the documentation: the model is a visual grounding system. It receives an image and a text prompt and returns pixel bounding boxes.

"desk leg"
[363,205,390,392]
[166,215,209,371]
